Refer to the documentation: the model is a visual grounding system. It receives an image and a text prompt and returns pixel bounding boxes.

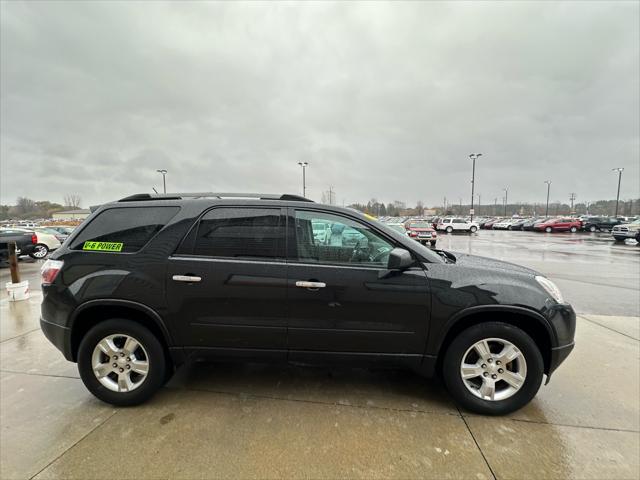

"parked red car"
[534,218,581,233]
[406,221,437,246]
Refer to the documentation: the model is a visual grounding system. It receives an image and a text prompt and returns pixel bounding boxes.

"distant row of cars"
[477,215,640,241]
[377,214,640,245]
[380,217,481,248]
[0,225,76,263]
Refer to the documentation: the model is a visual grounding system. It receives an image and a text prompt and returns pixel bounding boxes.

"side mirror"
[387,248,414,270]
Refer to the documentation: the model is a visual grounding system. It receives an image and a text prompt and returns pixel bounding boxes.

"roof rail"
[118,193,313,203]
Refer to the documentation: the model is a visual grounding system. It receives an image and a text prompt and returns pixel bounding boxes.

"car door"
[452,219,466,230]
[166,206,288,357]
[286,208,431,367]
[552,219,566,231]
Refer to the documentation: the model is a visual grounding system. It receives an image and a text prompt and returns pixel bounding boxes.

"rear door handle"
[295,281,326,289]
[172,275,202,283]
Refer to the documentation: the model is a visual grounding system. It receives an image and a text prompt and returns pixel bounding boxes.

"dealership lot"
[1,231,638,479]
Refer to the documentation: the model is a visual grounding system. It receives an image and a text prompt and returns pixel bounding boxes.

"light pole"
[544,180,551,217]
[503,187,509,216]
[612,168,624,217]
[477,193,481,216]
[156,169,167,194]
[469,153,482,221]
[298,162,309,197]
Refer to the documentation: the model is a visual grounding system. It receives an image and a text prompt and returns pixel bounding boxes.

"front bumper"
[612,231,638,239]
[545,303,576,377]
[40,317,74,362]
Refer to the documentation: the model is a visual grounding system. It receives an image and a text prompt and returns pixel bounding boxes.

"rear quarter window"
[70,206,180,253]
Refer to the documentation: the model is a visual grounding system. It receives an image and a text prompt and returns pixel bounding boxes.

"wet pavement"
[1,231,638,479]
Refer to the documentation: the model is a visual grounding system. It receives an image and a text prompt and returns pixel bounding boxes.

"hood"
[409,227,435,232]
[447,252,538,276]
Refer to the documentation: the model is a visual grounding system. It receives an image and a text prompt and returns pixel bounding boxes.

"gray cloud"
[1,1,638,208]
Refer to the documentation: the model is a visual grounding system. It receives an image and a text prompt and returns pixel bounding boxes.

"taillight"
[31,234,37,244]
[41,259,64,285]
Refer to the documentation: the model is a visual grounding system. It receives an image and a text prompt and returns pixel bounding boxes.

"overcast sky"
[1,1,638,208]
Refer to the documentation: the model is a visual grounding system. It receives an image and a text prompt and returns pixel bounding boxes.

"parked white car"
[14,227,61,258]
[437,218,479,233]
[492,218,524,230]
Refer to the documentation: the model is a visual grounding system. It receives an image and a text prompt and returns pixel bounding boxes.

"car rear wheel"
[430,240,437,247]
[570,226,577,233]
[29,244,49,259]
[78,319,166,406]
[470,226,478,233]
[446,226,453,233]
[442,322,544,415]
[545,227,552,233]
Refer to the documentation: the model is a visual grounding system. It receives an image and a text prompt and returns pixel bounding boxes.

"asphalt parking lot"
[1,230,638,479]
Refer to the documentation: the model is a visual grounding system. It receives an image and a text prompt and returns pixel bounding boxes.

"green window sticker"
[82,241,124,252]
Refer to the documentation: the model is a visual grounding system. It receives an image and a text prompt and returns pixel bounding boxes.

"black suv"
[40,193,575,415]
[581,216,621,232]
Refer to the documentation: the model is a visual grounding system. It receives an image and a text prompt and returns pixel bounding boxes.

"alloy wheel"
[91,334,149,392]
[32,245,48,258]
[460,338,527,401]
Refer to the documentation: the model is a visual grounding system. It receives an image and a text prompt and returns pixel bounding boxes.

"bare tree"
[15,197,36,215]
[64,194,82,208]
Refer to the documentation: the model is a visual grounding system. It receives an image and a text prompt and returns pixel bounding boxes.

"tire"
[29,244,49,259]
[442,322,544,415]
[446,226,453,233]
[430,240,437,247]
[570,226,577,233]
[77,318,167,406]
[545,227,552,233]
[613,237,625,243]
[589,225,597,232]
[470,226,478,233]
[507,226,512,231]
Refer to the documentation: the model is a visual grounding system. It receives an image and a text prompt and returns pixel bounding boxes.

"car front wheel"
[442,322,544,415]
[430,240,437,247]
[446,226,453,233]
[470,226,478,233]
[570,226,577,233]
[589,225,597,232]
[545,227,552,233]
[77,319,166,406]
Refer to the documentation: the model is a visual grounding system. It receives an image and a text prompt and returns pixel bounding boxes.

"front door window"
[294,211,394,267]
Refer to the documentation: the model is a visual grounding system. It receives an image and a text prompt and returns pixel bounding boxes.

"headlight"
[535,276,564,303]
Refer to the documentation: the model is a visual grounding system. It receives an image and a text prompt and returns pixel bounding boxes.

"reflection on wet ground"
[1,233,639,479]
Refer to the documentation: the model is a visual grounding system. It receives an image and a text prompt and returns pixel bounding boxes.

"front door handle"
[295,281,326,289]
[172,275,202,283]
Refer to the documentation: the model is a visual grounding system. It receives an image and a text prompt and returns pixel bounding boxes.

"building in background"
[51,209,90,220]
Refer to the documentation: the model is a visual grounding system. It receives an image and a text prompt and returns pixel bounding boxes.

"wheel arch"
[434,306,554,375]
[69,299,174,363]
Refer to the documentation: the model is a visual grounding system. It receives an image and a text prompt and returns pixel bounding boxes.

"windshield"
[409,222,431,228]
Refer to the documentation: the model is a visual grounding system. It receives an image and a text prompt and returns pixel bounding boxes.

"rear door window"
[192,207,284,259]
[70,206,180,253]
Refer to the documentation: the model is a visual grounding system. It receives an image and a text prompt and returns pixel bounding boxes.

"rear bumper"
[40,316,74,362]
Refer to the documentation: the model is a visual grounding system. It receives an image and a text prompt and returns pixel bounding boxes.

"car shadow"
[165,360,457,414]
